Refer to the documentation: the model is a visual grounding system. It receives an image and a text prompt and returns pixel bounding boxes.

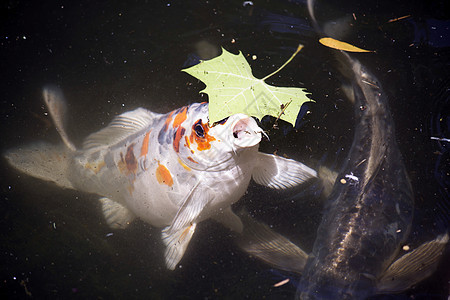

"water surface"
[1,0,448,298]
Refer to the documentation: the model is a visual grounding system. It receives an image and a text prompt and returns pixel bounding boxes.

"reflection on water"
[1,0,448,298]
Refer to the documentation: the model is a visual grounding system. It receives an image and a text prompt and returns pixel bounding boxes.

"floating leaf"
[319,37,373,53]
[182,47,311,126]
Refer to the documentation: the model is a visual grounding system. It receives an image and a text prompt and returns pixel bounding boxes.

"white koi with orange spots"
[5,86,317,270]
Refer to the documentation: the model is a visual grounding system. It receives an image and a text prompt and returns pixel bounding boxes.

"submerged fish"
[239,52,448,298]
[296,53,448,299]
[5,87,317,270]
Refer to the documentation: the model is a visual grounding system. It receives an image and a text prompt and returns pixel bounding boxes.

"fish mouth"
[231,116,264,148]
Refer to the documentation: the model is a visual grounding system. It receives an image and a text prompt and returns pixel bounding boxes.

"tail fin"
[4,85,78,189]
[5,143,74,189]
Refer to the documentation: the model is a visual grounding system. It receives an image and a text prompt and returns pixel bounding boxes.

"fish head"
[174,103,264,171]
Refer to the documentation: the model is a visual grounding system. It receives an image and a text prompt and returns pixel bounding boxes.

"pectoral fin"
[376,233,449,294]
[99,197,136,229]
[162,183,214,270]
[237,210,308,274]
[252,152,317,189]
[212,206,243,233]
[161,223,197,270]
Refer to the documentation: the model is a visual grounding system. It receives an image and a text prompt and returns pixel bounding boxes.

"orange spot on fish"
[156,163,173,186]
[140,130,151,157]
[125,144,138,174]
[163,111,175,131]
[173,126,185,153]
[172,106,188,128]
[118,144,138,176]
[189,130,194,144]
[127,184,135,195]
[179,224,193,242]
[118,153,126,173]
[184,135,191,148]
[178,158,191,171]
[84,161,106,174]
[187,156,198,164]
[117,145,138,194]
[190,119,215,151]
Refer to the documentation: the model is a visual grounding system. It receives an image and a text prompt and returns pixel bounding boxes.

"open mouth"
[232,117,264,148]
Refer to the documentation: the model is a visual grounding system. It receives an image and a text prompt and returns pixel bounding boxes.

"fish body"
[298,54,414,299]
[68,103,258,228]
[238,53,448,298]
[5,90,317,270]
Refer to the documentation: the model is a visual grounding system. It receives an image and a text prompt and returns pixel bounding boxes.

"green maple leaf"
[182,46,311,126]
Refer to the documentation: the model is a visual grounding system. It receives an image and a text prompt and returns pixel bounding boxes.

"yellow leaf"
[319,37,373,53]
[183,47,311,126]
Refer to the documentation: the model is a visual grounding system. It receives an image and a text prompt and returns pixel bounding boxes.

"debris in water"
[273,278,290,287]
[431,136,450,142]
[388,15,411,23]
[319,37,373,53]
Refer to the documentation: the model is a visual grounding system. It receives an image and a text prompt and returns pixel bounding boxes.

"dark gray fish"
[238,53,448,299]
[297,53,446,299]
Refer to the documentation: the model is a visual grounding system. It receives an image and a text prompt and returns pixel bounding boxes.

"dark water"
[1,0,449,298]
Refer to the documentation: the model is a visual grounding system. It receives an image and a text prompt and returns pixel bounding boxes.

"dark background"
[1,0,448,298]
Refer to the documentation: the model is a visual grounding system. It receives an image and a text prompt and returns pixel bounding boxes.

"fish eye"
[194,123,205,138]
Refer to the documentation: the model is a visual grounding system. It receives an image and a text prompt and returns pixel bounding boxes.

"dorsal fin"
[82,108,160,150]
[43,86,76,151]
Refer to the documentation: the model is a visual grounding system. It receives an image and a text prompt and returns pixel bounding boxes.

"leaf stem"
[275,100,292,123]
[261,44,304,81]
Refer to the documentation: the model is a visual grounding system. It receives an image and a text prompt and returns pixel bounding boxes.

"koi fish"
[4,86,317,270]
[238,52,448,298]
[295,52,448,299]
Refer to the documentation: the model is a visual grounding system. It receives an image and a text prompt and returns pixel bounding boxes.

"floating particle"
[273,278,290,287]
